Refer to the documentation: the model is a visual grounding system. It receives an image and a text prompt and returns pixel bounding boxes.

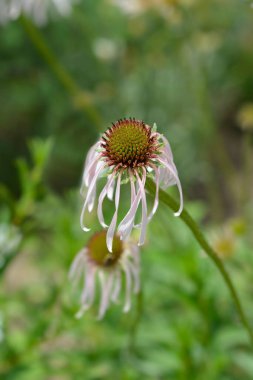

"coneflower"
[80,118,183,252]
[69,231,140,320]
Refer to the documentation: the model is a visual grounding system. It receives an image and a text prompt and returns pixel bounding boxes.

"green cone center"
[106,120,150,166]
[87,231,123,267]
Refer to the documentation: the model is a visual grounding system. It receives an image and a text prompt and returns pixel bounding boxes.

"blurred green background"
[1,0,253,378]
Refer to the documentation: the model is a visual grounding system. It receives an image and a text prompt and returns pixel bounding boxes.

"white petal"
[97,173,116,228]
[158,158,183,216]
[80,164,105,231]
[111,270,122,303]
[128,261,140,294]
[107,177,115,200]
[97,271,114,320]
[117,189,141,240]
[149,165,160,220]
[68,249,87,282]
[81,265,96,306]
[75,266,96,319]
[117,171,137,240]
[135,168,148,246]
[106,173,122,253]
[160,134,174,160]
[80,142,100,191]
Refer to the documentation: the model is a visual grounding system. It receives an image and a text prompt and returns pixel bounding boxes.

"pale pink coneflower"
[80,118,183,252]
[69,231,140,320]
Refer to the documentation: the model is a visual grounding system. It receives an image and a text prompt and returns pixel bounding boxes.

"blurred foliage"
[1,0,253,379]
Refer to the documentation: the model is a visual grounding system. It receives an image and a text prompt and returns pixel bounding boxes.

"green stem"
[146,178,253,347]
[129,290,143,351]
[19,16,102,130]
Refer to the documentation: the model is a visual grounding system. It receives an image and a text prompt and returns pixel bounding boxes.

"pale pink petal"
[128,260,140,293]
[69,251,88,293]
[75,266,97,319]
[149,165,160,220]
[111,269,122,303]
[106,173,122,253]
[81,265,96,305]
[118,191,141,240]
[158,165,176,188]
[68,249,87,282]
[97,173,116,228]
[135,168,148,246]
[82,154,99,188]
[107,177,115,200]
[117,170,136,237]
[139,164,160,223]
[158,158,183,216]
[98,271,114,320]
[160,134,173,160]
[87,186,96,213]
[80,164,105,231]
[117,175,142,239]
[80,142,100,194]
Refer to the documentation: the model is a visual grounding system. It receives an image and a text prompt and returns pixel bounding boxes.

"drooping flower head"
[81,118,183,252]
[0,0,77,26]
[69,231,140,320]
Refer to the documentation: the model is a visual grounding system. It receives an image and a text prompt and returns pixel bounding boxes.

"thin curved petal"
[158,158,183,216]
[106,173,122,253]
[68,249,87,283]
[97,173,116,228]
[80,164,105,231]
[111,269,121,303]
[98,271,114,320]
[135,168,147,246]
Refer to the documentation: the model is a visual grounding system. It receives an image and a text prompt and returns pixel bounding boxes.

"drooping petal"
[135,168,148,246]
[135,164,160,225]
[80,154,101,196]
[128,260,140,294]
[117,187,141,240]
[98,271,114,320]
[159,165,176,188]
[148,164,160,220]
[76,265,97,319]
[97,173,116,228]
[160,134,174,160]
[80,164,105,231]
[158,158,183,216]
[80,142,100,193]
[117,170,136,238]
[107,177,115,200]
[111,269,122,303]
[106,173,122,253]
[80,265,96,304]
[68,249,86,283]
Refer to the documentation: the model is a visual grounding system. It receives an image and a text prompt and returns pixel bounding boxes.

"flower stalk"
[145,178,253,347]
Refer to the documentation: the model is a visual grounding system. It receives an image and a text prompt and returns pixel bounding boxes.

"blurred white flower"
[69,231,140,319]
[92,38,119,61]
[0,0,78,26]
[110,0,143,15]
[109,0,196,16]
[0,224,22,266]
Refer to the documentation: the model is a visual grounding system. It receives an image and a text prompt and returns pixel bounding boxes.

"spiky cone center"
[101,118,159,168]
[87,231,123,268]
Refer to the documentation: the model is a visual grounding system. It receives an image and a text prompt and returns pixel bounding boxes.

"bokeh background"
[1,0,253,378]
